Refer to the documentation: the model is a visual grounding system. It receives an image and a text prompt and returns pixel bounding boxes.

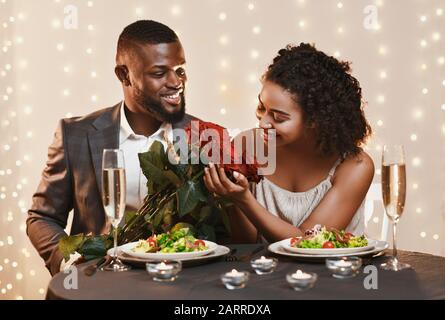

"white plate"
[108,240,218,260]
[115,245,231,268]
[281,238,378,255]
[269,239,388,260]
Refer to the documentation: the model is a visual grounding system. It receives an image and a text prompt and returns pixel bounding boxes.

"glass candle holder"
[221,269,249,290]
[250,256,278,275]
[146,260,182,282]
[286,270,317,291]
[326,257,362,279]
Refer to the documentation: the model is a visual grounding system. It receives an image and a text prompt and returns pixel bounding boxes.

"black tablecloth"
[46,244,445,300]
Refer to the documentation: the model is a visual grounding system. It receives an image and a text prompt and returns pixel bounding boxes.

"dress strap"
[327,157,343,178]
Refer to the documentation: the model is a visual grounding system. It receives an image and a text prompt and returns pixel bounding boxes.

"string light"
[171,5,181,16]
[219,35,229,45]
[412,157,421,167]
[432,32,441,41]
[379,45,387,56]
[250,49,259,59]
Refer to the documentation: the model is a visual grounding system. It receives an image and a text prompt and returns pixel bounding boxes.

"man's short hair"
[117,20,179,60]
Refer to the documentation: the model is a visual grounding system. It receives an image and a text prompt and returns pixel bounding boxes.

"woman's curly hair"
[264,43,372,157]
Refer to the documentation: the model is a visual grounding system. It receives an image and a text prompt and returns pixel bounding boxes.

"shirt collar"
[119,101,173,144]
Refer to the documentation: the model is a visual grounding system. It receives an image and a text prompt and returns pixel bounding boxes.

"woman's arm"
[299,152,374,232]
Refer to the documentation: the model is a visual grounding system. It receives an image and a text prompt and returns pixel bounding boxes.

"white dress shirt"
[119,101,173,212]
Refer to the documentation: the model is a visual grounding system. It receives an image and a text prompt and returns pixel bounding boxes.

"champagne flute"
[380,145,411,271]
[101,149,130,272]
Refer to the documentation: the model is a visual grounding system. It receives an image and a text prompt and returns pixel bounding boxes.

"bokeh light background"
[0,0,444,299]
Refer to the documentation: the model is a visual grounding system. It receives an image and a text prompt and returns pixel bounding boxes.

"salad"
[290,225,368,249]
[132,228,208,254]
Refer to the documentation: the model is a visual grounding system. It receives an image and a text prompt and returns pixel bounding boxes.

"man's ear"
[115,65,131,86]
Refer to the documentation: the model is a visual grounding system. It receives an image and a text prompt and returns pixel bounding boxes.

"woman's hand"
[203,162,251,204]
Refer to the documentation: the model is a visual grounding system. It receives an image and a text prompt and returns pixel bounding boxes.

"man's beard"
[134,89,186,124]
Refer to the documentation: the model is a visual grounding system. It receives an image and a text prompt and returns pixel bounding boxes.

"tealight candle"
[221,269,249,290]
[326,257,362,279]
[336,260,352,267]
[250,256,278,274]
[291,270,312,280]
[156,262,173,271]
[146,260,182,282]
[286,270,317,291]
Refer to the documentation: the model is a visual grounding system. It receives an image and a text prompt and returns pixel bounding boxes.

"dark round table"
[46,244,445,300]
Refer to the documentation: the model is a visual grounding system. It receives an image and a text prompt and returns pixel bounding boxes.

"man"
[27,20,198,275]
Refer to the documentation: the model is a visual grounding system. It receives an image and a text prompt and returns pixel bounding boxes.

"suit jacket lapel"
[88,103,121,194]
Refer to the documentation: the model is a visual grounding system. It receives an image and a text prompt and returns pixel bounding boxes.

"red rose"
[184,121,262,183]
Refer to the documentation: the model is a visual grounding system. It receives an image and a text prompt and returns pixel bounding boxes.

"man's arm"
[26,119,73,276]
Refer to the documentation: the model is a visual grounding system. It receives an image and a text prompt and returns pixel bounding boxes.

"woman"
[204,43,374,243]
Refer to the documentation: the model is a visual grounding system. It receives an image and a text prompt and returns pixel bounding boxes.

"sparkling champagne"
[102,168,126,226]
[381,164,406,223]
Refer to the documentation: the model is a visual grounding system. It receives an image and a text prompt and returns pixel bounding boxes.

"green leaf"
[177,180,206,217]
[163,169,182,187]
[146,179,155,195]
[124,210,137,225]
[217,196,234,207]
[153,208,165,228]
[171,222,197,236]
[59,234,85,262]
[139,152,169,187]
[139,141,182,188]
[169,163,191,180]
[198,205,212,223]
[77,236,107,261]
[197,224,216,241]
[219,205,232,234]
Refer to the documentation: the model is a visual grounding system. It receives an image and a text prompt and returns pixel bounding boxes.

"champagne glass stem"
[113,225,118,261]
[392,222,398,261]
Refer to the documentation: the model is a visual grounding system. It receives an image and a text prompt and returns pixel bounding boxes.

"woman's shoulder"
[333,150,375,185]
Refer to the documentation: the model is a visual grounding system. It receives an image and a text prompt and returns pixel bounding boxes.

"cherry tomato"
[343,232,354,241]
[290,237,302,246]
[194,240,206,247]
[322,241,335,249]
[146,236,156,247]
